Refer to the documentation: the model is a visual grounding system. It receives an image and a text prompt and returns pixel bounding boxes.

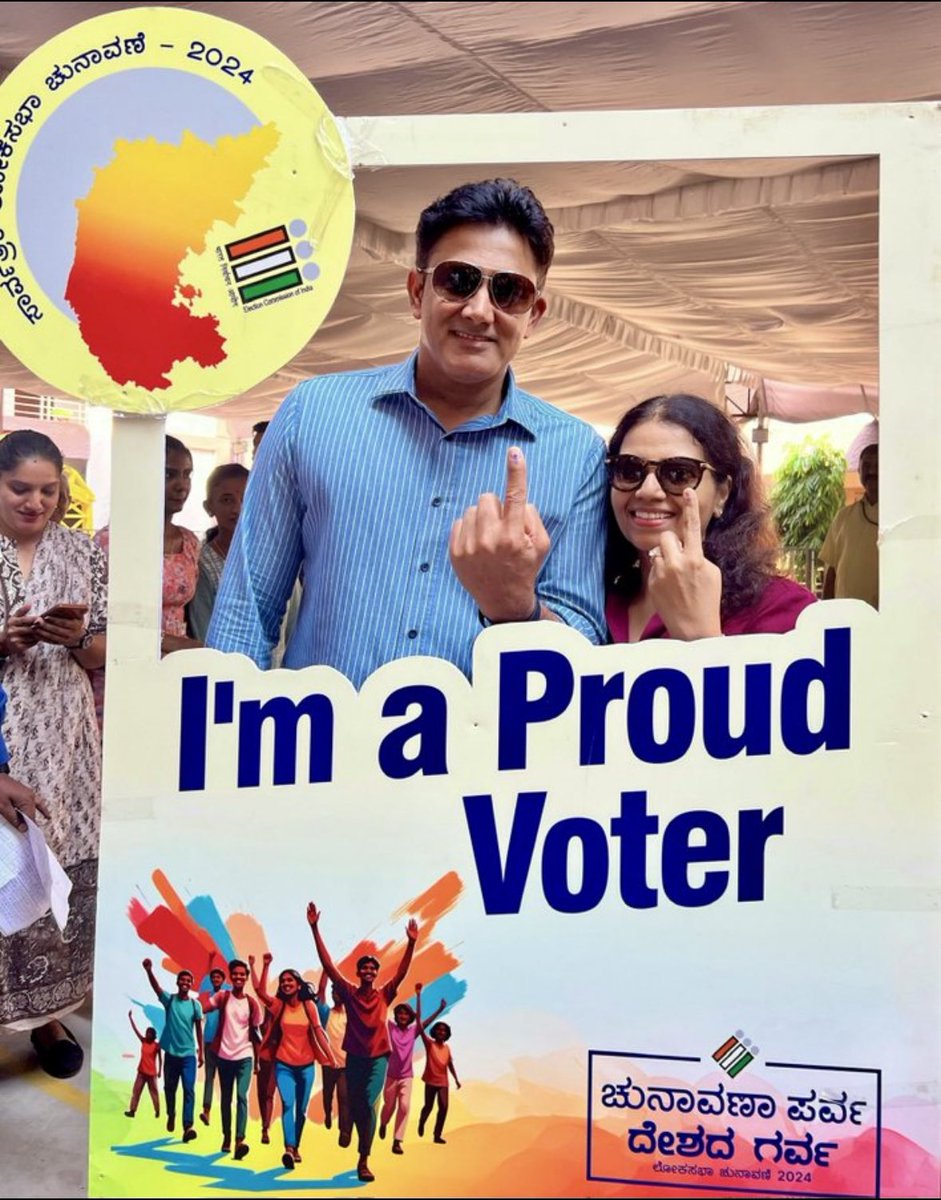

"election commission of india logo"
[0,7,354,413]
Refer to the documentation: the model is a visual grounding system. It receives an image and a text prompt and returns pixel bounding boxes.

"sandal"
[30,1023,84,1079]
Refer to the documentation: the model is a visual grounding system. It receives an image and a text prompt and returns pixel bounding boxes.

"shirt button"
[419,562,430,573]
[431,496,443,507]
[407,628,418,639]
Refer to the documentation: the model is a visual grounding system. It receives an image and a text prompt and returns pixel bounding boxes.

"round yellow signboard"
[0,7,354,412]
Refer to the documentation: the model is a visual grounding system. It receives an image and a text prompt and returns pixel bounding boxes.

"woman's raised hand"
[648,489,723,640]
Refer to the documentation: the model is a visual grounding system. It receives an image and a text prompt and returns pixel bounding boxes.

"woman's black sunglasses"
[606,454,719,495]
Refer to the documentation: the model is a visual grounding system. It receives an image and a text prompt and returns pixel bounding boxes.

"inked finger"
[681,488,704,555]
[502,447,528,528]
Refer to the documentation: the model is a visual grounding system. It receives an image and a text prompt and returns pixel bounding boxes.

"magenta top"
[606,575,816,643]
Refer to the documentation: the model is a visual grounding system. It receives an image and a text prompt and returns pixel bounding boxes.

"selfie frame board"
[104,102,941,684]
[94,103,940,1199]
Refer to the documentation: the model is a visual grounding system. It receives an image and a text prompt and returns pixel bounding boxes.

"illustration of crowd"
[128,907,458,1183]
[0,178,877,1109]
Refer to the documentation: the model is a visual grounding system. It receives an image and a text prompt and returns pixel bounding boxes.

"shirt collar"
[375,351,538,438]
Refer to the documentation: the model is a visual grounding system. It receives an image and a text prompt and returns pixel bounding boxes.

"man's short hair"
[356,954,380,972]
[415,178,555,282]
[228,959,248,974]
[252,420,269,435]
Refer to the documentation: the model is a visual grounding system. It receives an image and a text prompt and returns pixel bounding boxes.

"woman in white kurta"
[0,430,106,1078]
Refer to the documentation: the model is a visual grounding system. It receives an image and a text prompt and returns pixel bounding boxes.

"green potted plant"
[771,435,847,591]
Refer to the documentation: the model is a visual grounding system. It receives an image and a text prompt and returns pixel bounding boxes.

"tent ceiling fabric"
[1,2,934,424]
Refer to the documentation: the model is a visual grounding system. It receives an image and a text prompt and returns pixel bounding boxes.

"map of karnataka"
[65,123,280,390]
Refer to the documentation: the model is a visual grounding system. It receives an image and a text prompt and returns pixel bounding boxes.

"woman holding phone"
[0,430,107,1078]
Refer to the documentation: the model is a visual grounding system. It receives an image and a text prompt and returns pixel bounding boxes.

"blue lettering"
[498,650,574,770]
[237,693,334,787]
[378,684,448,778]
[178,675,208,791]
[542,818,609,913]
[781,627,851,754]
[702,663,772,758]
[661,810,730,906]
[628,669,695,764]
[463,791,546,914]
[580,672,625,766]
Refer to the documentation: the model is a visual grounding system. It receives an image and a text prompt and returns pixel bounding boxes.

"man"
[821,441,879,608]
[207,179,607,683]
[316,975,353,1148]
[307,902,417,1183]
[141,958,203,1142]
[202,958,261,1159]
[197,963,229,1128]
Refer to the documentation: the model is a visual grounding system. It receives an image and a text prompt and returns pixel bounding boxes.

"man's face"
[356,959,378,986]
[209,970,225,992]
[407,223,547,397]
[858,445,878,505]
[177,972,193,996]
[229,964,248,990]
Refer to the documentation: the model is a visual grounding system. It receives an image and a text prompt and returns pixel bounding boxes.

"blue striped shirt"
[206,354,607,684]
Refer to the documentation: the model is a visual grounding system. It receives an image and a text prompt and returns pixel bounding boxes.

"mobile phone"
[40,603,89,621]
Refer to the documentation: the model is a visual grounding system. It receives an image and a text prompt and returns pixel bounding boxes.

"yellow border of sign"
[0,6,354,413]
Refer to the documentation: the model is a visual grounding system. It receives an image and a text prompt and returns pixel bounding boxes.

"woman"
[605,393,815,641]
[95,435,200,653]
[255,966,335,1171]
[0,430,107,1077]
[188,463,248,642]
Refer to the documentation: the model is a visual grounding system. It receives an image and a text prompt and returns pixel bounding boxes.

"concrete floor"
[0,999,90,1198]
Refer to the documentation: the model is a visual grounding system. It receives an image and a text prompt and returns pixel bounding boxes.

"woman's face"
[165,449,193,516]
[0,456,61,540]
[205,475,246,536]
[279,972,299,997]
[610,418,730,556]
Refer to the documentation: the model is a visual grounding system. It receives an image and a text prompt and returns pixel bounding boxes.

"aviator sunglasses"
[606,455,720,496]
[418,260,540,315]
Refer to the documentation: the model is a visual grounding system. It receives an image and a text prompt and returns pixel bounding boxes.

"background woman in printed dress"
[0,430,107,1077]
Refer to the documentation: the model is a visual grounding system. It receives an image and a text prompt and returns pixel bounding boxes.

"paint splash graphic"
[65,124,280,390]
[128,868,466,1022]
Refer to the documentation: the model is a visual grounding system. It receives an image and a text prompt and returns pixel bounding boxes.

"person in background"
[91,434,201,727]
[605,394,816,641]
[253,963,335,1172]
[0,430,107,1078]
[159,435,202,653]
[316,974,352,1149]
[252,421,269,456]
[141,958,203,1142]
[379,982,446,1155]
[306,903,419,1183]
[416,1010,461,1145]
[198,962,230,1129]
[188,464,248,642]
[203,959,261,1160]
[821,441,879,608]
[125,1009,162,1119]
[248,952,280,1148]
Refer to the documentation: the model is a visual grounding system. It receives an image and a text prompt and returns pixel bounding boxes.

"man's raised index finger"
[502,446,528,524]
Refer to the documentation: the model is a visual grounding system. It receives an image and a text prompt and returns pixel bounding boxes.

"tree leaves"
[771,435,847,551]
